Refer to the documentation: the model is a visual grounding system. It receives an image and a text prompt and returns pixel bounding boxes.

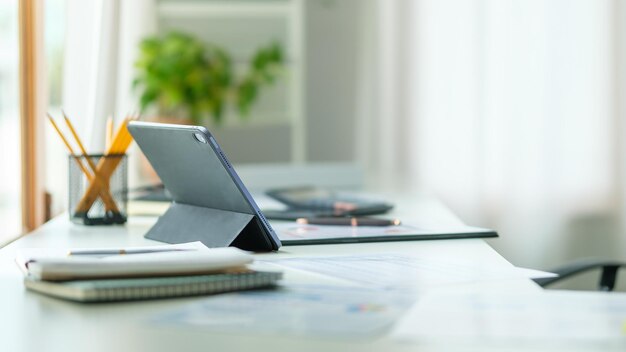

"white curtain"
[359,0,626,269]
[61,0,156,147]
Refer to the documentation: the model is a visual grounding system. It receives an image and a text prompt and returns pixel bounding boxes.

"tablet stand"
[145,202,272,251]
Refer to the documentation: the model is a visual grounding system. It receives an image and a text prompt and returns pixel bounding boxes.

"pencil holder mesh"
[69,154,128,225]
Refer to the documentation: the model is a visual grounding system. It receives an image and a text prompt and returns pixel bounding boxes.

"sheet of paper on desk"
[264,254,555,290]
[391,290,626,342]
[152,284,416,338]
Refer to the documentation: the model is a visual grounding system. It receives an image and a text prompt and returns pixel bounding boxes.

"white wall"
[304,0,363,162]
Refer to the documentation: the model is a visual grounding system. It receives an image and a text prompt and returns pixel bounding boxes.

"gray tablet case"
[128,122,281,251]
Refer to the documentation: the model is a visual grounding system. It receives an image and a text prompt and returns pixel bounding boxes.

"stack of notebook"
[15,242,282,303]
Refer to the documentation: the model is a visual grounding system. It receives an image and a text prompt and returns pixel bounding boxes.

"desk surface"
[0,194,576,352]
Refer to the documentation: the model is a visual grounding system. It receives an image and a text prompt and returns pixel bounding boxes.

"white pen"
[67,248,192,256]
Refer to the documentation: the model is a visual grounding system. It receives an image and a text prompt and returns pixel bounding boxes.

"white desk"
[0,195,547,352]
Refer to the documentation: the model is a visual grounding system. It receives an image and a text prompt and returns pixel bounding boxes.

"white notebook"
[15,242,253,281]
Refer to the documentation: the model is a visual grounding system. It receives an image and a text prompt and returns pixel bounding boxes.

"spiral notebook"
[24,271,282,302]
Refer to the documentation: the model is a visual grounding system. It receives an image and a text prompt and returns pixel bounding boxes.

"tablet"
[128,121,281,251]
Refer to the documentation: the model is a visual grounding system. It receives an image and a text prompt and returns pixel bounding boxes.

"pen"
[295,217,401,227]
[67,248,192,256]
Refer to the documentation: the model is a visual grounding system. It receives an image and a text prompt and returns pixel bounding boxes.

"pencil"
[47,114,92,178]
[295,217,402,227]
[62,111,99,172]
[68,248,192,256]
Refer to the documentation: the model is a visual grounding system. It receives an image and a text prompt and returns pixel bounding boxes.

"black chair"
[533,258,626,291]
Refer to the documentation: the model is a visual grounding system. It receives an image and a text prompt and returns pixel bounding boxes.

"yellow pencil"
[47,113,92,178]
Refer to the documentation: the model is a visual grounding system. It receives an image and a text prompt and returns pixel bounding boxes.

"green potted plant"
[133,31,284,125]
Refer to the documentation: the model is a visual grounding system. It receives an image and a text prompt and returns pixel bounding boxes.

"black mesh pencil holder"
[69,154,128,225]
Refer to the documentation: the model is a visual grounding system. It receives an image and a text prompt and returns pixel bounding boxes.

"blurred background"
[1,0,625,289]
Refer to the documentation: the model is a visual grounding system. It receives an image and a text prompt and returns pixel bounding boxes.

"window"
[0,2,21,244]
[46,0,65,108]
